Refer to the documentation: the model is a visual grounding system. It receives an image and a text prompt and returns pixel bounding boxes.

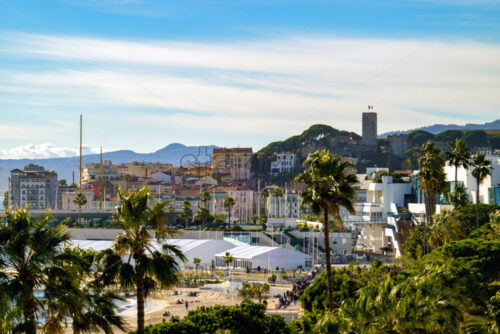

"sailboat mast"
[99,147,103,210]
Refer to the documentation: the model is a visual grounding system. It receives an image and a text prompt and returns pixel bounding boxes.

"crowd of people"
[277,277,312,309]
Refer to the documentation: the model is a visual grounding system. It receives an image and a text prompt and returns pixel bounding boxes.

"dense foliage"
[292,205,500,333]
[137,301,290,334]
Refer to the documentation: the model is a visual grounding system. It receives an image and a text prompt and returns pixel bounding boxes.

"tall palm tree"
[73,192,87,225]
[418,141,446,225]
[296,151,358,311]
[223,251,233,273]
[0,208,123,334]
[201,191,211,210]
[224,196,236,228]
[472,154,492,228]
[0,208,70,334]
[193,257,201,272]
[273,187,283,218]
[196,207,211,230]
[261,188,270,218]
[180,200,193,229]
[445,138,471,191]
[104,186,186,334]
[60,247,125,334]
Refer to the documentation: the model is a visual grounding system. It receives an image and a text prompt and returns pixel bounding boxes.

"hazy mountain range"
[379,119,500,138]
[0,144,216,194]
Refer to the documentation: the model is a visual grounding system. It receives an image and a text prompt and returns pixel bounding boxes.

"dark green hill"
[256,124,360,158]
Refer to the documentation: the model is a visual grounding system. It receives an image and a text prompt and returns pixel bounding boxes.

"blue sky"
[1,0,499,158]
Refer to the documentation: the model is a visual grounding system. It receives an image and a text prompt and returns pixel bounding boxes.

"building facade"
[270,152,296,176]
[8,164,58,210]
[213,148,252,180]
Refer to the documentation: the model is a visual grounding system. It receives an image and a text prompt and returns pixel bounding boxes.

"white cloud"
[0,143,101,159]
[1,33,500,147]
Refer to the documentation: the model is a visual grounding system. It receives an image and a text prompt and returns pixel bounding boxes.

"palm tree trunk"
[24,290,36,334]
[455,166,458,194]
[228,209,231,228]
[323,206,334,311]
[136,272,145,334]
[476,179,480,229]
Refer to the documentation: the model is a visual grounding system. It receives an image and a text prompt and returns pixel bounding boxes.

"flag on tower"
[368,105,374,110]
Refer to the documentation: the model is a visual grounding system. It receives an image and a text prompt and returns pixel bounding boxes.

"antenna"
[79,114,83,193]
[99,146,103,210]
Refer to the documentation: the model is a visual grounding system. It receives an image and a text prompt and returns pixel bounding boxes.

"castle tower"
[362,108,377,147]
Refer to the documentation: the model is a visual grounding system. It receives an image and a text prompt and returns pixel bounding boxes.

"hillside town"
[5,111,500,265]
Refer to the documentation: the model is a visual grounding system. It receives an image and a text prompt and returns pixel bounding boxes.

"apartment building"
[8,164,58,210]
[213,148,252,180]
[82,160,119,182]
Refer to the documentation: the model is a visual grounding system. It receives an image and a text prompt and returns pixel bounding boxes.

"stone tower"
[362,112,377,147]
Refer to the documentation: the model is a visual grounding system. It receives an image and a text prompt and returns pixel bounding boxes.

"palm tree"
[0,208,123,334]
[251,283,270,303]
[261,188,270,218]
[296,151,358,311]
[472,154,492,228]
[180,200,193,229]
[224,196,236,228]
[105,186,186,334]
[0,208,70,334]
[201,191,211,210]
[196,207,211,230]
[193,257,201,272]
[273,187,283,218]
[73,192,87,225]
[418,141,446,225]
[223,251,233,273]
[445,138,471,191]
[61,247,125,334]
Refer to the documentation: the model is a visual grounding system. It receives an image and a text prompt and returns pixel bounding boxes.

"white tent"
[69,239,236,268]
[214,245,312,270]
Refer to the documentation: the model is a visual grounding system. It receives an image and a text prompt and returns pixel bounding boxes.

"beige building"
[119,162,173,178]
[213,148,252,180]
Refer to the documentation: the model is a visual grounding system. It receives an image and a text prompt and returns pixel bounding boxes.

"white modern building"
[215,244,312,270]
[270,152,296,176]
[444,152,500,205]
[69,238,236,268]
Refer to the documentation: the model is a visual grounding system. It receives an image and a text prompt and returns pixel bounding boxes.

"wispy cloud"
[0,143,101,159]
[1,33,499,153]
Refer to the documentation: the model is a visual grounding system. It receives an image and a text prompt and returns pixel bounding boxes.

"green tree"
[196,206,211,230]
[104,186,186,334]
[223,251,233,272]
[418,141,446,225]
[261,188,270,217]
[138,301,289,334]
[0,208,70,334]
[463,130,488,147]
[180,200,193,229]
[251,215,259,224]
[0,208,124,334]
[445,138,471,192]
[449,184,469,208]
[193,257,201,271]
[224,197,236,228]
[58,179,68,187]
[201,191,211,209]
[296,151,358,311]
[73,192,88,225]
[237,282,270,303]
[62,247,125,334]
[435,129,463,143]
[408,130,434,147]
[489,134,500,150]
[273,187,284,218]
[472,154,492,228]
